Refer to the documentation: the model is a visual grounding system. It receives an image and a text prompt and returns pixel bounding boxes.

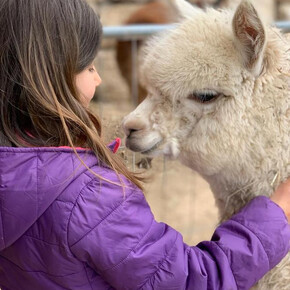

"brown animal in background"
[116,1,176,104]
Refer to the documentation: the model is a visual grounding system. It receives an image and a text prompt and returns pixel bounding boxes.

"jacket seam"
[69,187,138,248]
[0,254,81,277]
[0,194,5,248]
[22,234,68,249]
[213,242,238,289]
[66,177,96,248]
[36,152,39,216]
[104,214,155,273]
[54,199,74,205]
[84,264,94,290]
[140,231,179,289]
[230,219,270,269]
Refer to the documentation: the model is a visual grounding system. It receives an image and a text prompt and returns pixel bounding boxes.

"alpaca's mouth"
[125,132,163,155]
[141,141,163,155]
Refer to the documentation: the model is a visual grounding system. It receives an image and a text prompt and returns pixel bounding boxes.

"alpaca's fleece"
[123,1,290,289]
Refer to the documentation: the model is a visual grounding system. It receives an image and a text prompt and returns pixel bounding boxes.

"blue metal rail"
[103,22,290,40]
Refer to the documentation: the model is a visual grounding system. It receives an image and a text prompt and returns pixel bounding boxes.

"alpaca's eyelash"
[188,91,220,103]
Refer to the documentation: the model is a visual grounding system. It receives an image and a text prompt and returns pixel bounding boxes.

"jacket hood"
[0,147,99,251]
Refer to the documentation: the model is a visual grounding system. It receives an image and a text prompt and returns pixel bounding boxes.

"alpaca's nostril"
[123,125,140,138]
[127,129,138,138]
[122,118,146,137]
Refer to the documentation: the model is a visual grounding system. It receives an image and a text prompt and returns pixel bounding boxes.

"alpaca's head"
[123,0,289,178]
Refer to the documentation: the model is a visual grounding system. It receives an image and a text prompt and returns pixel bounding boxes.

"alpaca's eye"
[188,90,219,103]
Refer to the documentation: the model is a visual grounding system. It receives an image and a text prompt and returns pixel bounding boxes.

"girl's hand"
[271,178,290,223]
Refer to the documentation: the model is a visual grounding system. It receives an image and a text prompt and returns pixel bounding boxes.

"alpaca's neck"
[204,169,281,222]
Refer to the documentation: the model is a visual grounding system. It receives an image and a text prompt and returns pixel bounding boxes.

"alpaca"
[122,0,290,289]
[115,0,285,105]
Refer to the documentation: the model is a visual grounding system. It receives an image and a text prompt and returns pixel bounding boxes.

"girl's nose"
[95,71,102,87]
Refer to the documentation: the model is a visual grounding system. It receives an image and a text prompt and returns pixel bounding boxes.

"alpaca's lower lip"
[141,141,162,155]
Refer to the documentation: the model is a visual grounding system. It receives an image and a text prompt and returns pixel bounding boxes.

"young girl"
[0,0,289,289]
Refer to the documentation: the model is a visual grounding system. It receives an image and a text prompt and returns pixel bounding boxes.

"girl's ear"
[175,0,204,20]
[232,0,266,77]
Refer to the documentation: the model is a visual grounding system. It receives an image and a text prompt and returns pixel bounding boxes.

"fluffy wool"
[123,0,290,289]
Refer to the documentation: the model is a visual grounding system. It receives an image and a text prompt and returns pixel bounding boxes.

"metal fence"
[103,21,290,39]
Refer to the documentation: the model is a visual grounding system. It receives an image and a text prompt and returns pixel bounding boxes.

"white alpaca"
[122,0,290,289]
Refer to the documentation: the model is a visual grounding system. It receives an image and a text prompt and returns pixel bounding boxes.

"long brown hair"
[0,0,143,189]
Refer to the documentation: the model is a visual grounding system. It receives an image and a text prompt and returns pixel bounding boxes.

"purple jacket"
[0,147,289,290]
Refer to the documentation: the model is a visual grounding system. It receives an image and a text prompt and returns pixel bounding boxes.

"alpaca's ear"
[175,0,203,20]
[232,0,266,77]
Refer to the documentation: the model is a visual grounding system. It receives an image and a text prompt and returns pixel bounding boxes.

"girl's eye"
[187,90,220,103]
[88,67,96,73]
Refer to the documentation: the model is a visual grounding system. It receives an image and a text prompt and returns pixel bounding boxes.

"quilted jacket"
[0,147,289,289]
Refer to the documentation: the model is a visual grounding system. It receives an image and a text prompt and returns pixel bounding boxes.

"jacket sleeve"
[68,180,290,290]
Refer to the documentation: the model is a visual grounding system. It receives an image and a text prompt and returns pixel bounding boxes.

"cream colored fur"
[123,0,290,289]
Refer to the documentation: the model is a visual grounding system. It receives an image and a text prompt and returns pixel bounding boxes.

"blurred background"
[85,0,290,245]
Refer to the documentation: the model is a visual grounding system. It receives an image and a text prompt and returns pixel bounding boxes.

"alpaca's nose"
[126,129,138,138]
[122,117,146,137]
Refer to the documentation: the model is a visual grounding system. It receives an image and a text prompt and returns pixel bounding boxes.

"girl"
[0,0,289,289]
